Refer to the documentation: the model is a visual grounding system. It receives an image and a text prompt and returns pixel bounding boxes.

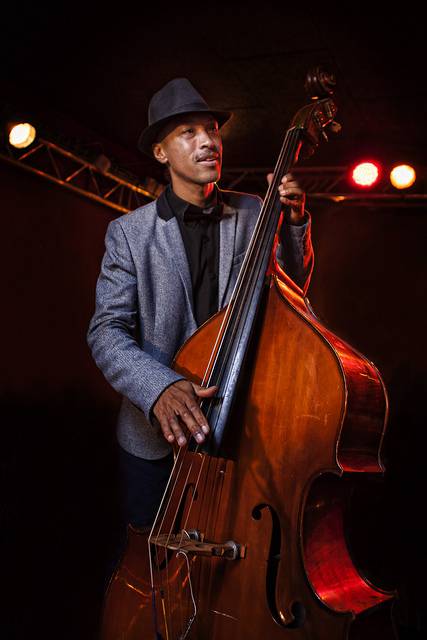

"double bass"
[101,69,395,639]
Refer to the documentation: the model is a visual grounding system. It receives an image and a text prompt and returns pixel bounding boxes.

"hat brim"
[137,108,233,157]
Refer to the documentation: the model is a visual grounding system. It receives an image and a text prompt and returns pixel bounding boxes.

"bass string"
[168,447,199,638]
[171,448,214,637]
[156,127,301,624]
[159,128,303,631]
[158,448,199,635]
[147,184,273,547]
[147,193,269,572]
[148,126,302,635]
[150,434,207,551]
[150,440,219,634]
[170,129,302,621]
[150,478,177,636]
[150,446,189,543]
[180,452,220,633]
[168,127,301,545]
[152,444,208,636]
[150,448,228,634]
[200,454,229,626]
[171,453,216,624]
[197,128,299,395]
[148,445,195,636]
[188,130,295,469]
[203,128,301,400]
[194,129,295,396]
[169,452,224,635]
[201,128,302,433]
[148,400,223,631]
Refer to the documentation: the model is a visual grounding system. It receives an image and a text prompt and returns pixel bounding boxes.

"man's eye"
[183,128,193,134]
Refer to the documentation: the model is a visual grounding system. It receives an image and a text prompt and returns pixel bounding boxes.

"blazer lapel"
[159,215,196,327]
[218,202,238,309]
[156,186,237,318]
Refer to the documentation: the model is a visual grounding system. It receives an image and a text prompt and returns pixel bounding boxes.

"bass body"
[101,272,394,639]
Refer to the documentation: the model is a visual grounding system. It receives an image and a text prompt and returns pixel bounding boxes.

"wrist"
[284,207,307,226]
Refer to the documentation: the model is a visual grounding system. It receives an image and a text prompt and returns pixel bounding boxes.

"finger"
[279,180,302,192]
[192,385,217,433]
[280,173,294,186]
[279,191,303,201]
[193,384,218,397]
[281,193,304,203]
[175,401,206,443]
[167,385,209,438]
[279,181,303,193]
[168,412,188,446]
[279,193,304,204]
[158,413,177,445]
[184,396,210,435]
[266,172,274,185]
[279,182,304,194]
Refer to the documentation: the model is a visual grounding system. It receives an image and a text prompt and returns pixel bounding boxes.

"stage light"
[390,164,416,189]
[351,161,380,187]
[8,122,37,148]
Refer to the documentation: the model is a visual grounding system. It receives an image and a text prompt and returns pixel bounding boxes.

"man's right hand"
[153,380,218,447]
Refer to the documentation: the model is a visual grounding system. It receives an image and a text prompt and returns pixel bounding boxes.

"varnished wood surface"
[101,275,394,639]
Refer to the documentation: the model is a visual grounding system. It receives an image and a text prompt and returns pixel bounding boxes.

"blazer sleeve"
[275,208,314,295]
[86,218,185,423]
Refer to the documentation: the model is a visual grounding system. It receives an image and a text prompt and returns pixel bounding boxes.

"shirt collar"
[157,182,222,221]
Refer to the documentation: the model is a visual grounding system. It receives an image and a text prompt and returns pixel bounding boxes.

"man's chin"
[195,164,221,183]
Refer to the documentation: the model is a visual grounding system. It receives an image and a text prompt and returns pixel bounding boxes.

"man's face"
[152,113,223,185]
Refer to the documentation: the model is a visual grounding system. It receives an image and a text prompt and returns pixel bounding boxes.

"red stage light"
[351,161,380,187]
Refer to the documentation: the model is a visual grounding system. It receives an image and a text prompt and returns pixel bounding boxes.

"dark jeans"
[104,445,174,588]
[118,445,174,528]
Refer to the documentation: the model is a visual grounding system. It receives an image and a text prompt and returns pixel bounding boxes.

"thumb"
[266,172,274,186]
[192,383,218,397]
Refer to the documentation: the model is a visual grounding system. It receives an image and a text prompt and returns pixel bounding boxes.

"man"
[87,78,314,545]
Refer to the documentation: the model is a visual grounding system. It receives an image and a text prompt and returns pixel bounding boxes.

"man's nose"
[198,130,216,148]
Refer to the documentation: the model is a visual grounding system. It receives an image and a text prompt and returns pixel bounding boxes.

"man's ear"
[152,142,168,164]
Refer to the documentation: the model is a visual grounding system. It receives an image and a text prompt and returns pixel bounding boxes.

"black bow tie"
[183,202,223,223]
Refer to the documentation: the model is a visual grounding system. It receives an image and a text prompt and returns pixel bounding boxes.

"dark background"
[1,4,426,638]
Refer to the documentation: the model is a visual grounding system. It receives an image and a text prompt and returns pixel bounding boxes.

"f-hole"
[252,503,305,629]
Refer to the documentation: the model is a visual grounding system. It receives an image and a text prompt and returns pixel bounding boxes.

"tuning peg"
[321,130,329,142]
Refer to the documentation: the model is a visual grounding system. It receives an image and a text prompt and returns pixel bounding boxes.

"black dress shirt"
[164,183,222,327]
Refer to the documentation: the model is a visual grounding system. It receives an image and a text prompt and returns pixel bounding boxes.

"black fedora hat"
[137,77,233,157]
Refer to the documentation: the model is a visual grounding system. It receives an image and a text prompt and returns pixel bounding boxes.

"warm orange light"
[351,162,380,187]
[390,164,416,189]
[8,122,36,148]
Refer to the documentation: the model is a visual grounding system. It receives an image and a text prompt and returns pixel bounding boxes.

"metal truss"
[0,138,161,212]
[220,166,427,207]
[1,139,425,211]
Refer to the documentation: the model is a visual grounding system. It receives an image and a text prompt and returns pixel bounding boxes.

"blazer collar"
[156,182,223,221]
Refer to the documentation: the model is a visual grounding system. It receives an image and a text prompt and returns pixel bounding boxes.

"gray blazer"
[87,187,314,459]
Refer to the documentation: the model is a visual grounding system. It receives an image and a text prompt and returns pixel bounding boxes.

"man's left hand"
[267,172,306,225]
